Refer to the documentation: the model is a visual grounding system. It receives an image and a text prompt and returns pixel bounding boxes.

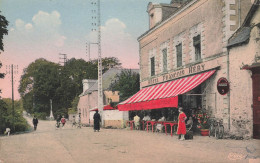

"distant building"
[77,68,138,128]
[118,0,258,138]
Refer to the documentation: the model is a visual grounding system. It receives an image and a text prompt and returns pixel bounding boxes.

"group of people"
[31,108,188,141]
[56,115,66,128]
[130,107,190,141]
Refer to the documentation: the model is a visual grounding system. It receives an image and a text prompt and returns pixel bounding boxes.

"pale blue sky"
[0,0,170,99]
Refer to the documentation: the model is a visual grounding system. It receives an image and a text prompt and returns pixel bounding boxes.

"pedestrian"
[56,115,61,128]
[61,116,66,127]
[177,107,187,140]
[72,115,76,127]
[93,110,101,132]
[32,116,38,131]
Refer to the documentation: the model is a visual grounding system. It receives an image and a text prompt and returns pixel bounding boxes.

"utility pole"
[6,64,18,130]
[91,0,103,126]
[59,53,67,66]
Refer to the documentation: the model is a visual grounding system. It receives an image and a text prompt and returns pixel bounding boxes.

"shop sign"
[217,77,229,95]
[141,60,220,88]
[147,64,205,86]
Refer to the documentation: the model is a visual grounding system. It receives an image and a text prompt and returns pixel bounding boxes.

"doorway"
[252,67,260,139]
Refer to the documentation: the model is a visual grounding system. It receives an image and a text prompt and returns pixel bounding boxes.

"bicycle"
[55,122,61,129]
[209,118,224,139]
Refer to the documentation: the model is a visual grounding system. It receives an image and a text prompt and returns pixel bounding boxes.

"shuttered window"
[150,57,155,76]
[193,35,201,61]
[162,48,167,72]
[176,43,182,67]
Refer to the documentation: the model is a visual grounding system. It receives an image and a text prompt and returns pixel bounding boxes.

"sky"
[0,0,170,99]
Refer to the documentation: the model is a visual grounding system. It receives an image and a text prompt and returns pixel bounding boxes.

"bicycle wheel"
[215,126,219,139]
[209,124,214,137]
[217,125,224,139]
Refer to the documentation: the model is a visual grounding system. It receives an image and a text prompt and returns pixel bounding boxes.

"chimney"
[147,1,183,29]
[147,3,163,29]
[82,79,97,93]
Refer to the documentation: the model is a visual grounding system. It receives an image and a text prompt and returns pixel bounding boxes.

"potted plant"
[193,111,210,136]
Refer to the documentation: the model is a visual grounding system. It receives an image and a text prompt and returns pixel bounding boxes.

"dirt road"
[0,118,259,163]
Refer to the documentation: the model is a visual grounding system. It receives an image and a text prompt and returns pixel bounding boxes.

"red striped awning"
[118,70,216,111]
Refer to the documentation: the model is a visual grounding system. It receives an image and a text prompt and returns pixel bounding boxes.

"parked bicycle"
[209,118,224,139]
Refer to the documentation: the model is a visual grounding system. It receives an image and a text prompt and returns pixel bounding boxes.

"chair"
[155,123,164,133]
[134,121,140,130]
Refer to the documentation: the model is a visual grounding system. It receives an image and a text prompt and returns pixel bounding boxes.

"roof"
[81,68,139,96]
[227,27,251,47]
[227,1,259,48]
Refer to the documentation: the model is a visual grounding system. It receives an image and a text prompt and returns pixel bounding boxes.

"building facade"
[77,68,138,128]
[227,1,260,139]
[137,0,255,138]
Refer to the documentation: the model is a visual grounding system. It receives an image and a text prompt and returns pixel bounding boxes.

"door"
[252,68,260,139]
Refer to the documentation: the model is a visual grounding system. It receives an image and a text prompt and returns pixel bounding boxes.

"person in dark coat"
[93,110,101,132]
[32,116,38,130]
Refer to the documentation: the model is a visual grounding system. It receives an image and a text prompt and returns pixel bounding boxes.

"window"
[150,57,155,76]
[193,35,201,61]
[162,48,167,72]
[176,43,182,67]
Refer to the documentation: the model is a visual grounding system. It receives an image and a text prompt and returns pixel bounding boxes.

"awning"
[118,70,216,111]
[90,105,117,112]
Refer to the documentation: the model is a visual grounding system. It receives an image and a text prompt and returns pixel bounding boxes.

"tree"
[0,98,30,133]
[0,11,9,97]
[18,57,123,118]
[19,58,61,116]
[109,69,140,102]
[0,11,8,52]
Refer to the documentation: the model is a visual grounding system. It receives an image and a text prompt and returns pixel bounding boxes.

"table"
[146,121,158,133]
[127,120,134,130]
[163,121,178,136]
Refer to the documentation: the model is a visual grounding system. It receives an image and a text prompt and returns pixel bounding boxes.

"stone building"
[227,1,260,139]
[118,0,257,138]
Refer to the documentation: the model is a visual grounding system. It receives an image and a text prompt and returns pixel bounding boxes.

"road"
[0,118,260,163]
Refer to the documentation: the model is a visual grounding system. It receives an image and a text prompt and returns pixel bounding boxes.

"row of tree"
[18,57,122,119]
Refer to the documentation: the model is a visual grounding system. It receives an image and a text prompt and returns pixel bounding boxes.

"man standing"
[93,110,101,132]
[32,116,38,131]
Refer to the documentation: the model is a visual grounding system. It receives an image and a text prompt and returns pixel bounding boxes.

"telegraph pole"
[6,64,18,130]
[97,0,104,127]
[59,53,67,66]
[91,0,103,126]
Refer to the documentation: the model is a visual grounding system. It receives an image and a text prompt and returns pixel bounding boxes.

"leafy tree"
[0,98,30,134]
[19,57,122,118]
[109,69,140,102]
[0,11,9,96]
[0,11,8,52]
[19,58,61,116]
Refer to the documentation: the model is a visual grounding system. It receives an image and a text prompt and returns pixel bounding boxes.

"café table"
[163,121,178,136]
[127,120,134,130]
[146,121,158,133]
